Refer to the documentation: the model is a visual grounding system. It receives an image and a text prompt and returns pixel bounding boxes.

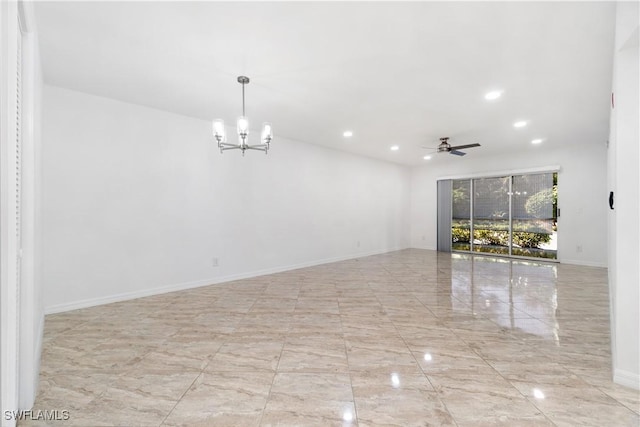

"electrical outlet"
[357,241,361,247]
[212,257,219,267]
[576,245,583,253]
[422,235,426,241]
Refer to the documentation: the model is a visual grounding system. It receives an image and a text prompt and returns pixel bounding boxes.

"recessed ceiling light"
[513,120,528,128]
[390,145,399,151]
[423,155,432,160]
[533,388,545,399]
[531,138,543,144]
[484,90,503,101]
[343,130,353,137]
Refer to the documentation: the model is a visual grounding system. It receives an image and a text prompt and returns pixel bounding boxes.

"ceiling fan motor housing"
[437,142,451,153]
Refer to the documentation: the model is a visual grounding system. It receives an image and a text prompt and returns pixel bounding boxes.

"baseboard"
[560,258,608,268]
[44,246,408,314]
[409,244,437,251]
[45,276,226,314]
[614,368,640,390]
[33,312,44,381]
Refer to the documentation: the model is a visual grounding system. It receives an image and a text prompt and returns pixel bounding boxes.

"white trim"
[409,244,437,251]
[560,258,608,268]
[17,2,40,408]
[1,2,22,425]
[34,312,43,365]
[437,165,561,181]
[613,368,640,390]
[45,247,407,314]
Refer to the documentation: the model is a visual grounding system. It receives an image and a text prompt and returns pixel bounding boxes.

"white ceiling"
[34,1,616,165]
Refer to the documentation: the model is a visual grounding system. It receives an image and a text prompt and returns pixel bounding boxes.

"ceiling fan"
[423,137,481,156]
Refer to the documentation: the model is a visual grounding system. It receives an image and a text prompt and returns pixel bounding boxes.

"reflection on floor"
[22,249,639,426]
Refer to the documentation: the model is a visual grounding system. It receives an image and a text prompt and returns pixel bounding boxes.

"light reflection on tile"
[23,249,638,427]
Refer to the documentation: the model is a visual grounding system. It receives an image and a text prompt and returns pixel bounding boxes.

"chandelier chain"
[241,81,246,117]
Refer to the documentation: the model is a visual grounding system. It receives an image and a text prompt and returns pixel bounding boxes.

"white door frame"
[1,1,23,424]
[1,1,41,424]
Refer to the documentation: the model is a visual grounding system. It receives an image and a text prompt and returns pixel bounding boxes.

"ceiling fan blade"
[450,150,466,156]
[449,143,481,150]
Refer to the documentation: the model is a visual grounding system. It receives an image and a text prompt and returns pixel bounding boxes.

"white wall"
[608,0,639,390]
[42,85,410,313]
[410,144,608,267]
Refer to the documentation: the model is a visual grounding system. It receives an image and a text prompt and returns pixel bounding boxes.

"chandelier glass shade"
[213,76,273,155]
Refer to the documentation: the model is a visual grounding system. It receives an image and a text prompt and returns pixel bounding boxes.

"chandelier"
[212,76,273,155]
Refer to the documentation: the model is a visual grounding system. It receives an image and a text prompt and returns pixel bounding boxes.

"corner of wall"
[613,369,640,391]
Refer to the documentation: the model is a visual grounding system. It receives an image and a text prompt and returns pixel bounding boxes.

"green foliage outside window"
[451,225,551,248]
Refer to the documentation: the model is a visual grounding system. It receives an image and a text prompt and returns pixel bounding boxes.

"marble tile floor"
[21,249,639,427]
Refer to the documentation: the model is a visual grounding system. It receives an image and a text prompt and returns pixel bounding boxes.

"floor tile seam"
[482,316,528,340]
[373,288,459,426]
[595,390,640,416]
[36,369,117,417]
[274,367,350,373]
[393,290,459,426]
[558,372,638,407]
[105,347,160,380]
[400,282,439,320]
[440,319,499,346]
[468,345,561,427]
[157,370,205,427]
[551,327,612,337]
[45,318,93,337]
[73,368,144,423]
[258,336,288,426]
[411,374,460,427]
[235,285,274,330]
[379,264,405,287]
[448,295,473,308]
[565,369,640,414]
[535,316,571,330]
[500,302,548,319]
[196,322,241,375]
[336,292,360,427]
[508,394,561,427]
[206,366,291,374]
[464,334,535,385]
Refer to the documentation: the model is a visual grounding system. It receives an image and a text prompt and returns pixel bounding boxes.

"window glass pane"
[452,179,471,251]
[511,173,557,259]
[473,177,510,255]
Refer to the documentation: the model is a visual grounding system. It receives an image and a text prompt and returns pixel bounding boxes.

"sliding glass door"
[511,173,557,259]
[451,172,557,260]
[472,177,510,255]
